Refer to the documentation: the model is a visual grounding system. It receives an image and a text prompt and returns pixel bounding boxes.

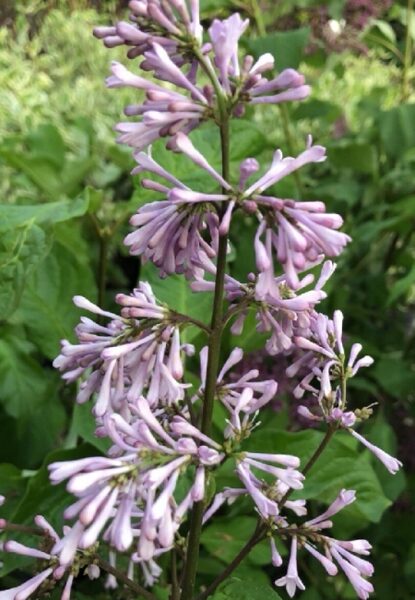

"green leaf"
[379,104,415,159]
[0,398,66,469]
[26,124,66,171]
[201,516,269,566]
[328,142,377,174]
[61,156,97,197]
[0,221,49,319]
[292,99,342,123]
[213,577,282,599]
[373,355,415,398]
[228,120,269,162]
[0,149,62,199]
[69,402,111,453]
[0,464,26,518]
[16,236,96,359]
[0,196,89,231]
[247,28,310,70]
[388,264,415,304]
[0,335,51,418]
[369,19,397,43]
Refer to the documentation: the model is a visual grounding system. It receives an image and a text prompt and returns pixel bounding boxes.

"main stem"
[180,115,230,600]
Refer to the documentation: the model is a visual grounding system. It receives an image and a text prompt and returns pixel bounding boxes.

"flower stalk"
[180,112,231,600]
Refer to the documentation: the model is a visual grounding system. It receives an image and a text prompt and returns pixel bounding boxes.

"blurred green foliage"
[0,0,414,598]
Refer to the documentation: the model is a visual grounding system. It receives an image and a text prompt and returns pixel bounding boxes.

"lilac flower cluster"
[0,2,402,599]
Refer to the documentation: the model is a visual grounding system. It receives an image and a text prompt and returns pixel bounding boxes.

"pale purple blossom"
[124,150,221,277]
[275,537,306,597]
[94,0,203,58]
[349,429,403,474]
[208,13,310,108]
[53,284,191,413]
[270,489,375,598]
[106,61,209,151]
[209,13,249,93]
[232,449,304,515]
[0,516,99,600]
[329,544,374,599]
[253,201,350,290]
[292,310,374,404]
[196,346,278,414]
[305,489,356,529]
[248,64,311,106]
[48,397,224,561]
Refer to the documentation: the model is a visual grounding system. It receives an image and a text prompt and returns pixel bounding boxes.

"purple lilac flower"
[246,263,333,355]
[349,430,403,474]
[94,0,203,57]
[243,140,350,290]
[292,309,374,403]
[168,132,349,289]
[270,489,374,599]
[195,346,278,414]
[303,490,375,599]
[96,8,311,153]
[53,284,193,414]
[208,13,310,108]
[287,310,402,475]
[48,397,224,564]
[275,536,306,597]
[25,8,399,600]
[0,516,97,600]
[106,59,210,151]
[191,253,334,360]
[124,149,223,277]
[204,459,306,522]
[208,13,249,93]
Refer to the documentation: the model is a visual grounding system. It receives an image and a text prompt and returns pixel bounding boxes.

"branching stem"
[197,424,337,599]
[196,523,266,600]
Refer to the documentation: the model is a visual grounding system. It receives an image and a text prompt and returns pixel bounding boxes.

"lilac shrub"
[0,2,402,600]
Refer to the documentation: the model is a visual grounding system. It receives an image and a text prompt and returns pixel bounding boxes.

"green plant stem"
[97,557,157,600]
[197,425,337,599]
[180,115,230,600]
[171,549,180,600]
[0,521,43,536]
[341,373,348,410]
[302,424,336,476]
[98,233,109,308]
[403,0,414,101]
[278,104,303,197]
[196,523,266,600]
[250,0,266,36]
[171,311,212,335]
